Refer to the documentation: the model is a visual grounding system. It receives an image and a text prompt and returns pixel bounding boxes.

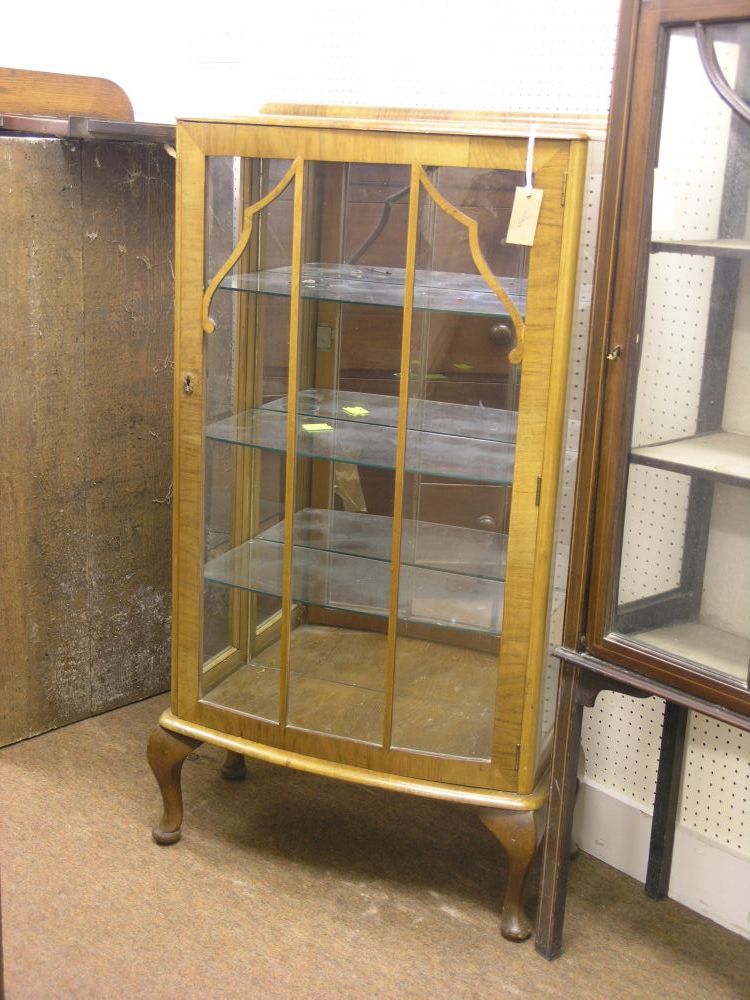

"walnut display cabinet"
[148,108,588,940]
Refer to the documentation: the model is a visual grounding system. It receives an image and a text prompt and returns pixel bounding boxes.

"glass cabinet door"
[198,151,529,759]
[608,21,750,690]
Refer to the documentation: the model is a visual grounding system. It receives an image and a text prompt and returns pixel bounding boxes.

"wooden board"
[0,135,174,746]
[0,67,133,120]
[0,138,90,743]
[81,140,175,713]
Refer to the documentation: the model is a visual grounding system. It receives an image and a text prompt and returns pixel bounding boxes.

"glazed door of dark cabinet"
[587,1,750,713]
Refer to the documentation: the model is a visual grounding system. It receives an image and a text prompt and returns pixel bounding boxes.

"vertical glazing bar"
[279,158,305,729]
[382,162,421,749]
[233,160,257,659]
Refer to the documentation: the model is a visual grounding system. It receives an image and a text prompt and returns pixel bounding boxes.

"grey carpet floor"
[0,694,747,999]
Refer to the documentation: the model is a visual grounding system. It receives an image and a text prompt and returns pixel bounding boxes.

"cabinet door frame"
[580,0,750,716]
[172,118,585,792]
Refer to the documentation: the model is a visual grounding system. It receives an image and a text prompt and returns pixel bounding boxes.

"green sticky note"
[453,362,473,371]
[342,405,369,417]
[302,422,333,433]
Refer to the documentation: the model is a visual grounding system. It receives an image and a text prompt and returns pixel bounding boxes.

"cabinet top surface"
[178,104,603,140]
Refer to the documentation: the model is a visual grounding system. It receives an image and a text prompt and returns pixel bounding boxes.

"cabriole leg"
[147,725,202,845]
[479,806,543,942]
[221,750,247,781]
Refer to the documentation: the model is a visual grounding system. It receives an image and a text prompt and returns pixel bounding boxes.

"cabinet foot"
[480,806,543,941]
[221,750,247,781]
[147,725,202,845]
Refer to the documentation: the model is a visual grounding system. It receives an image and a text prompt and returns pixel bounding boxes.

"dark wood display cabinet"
[535,0,750,959]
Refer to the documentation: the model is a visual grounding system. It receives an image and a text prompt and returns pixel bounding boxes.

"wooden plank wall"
[0,136,175,745]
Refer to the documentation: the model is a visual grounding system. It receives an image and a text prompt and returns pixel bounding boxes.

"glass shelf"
[260,507,507,580]
[266,389,517,439]
[204,508,507,634]
[630,431,750,486]
[651,238,750,258]
[221,263,527,318]
[207,389,518,485]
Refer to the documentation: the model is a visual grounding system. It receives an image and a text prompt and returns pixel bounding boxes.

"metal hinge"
[561,172,568,206]
[535,476,542,506]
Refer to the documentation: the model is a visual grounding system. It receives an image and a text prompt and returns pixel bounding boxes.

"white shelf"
[630,621,750,684]
[651,238,750,258]
[631,432,750,485]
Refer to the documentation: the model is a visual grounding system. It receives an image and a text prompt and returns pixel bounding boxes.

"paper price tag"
[506,187,544,246]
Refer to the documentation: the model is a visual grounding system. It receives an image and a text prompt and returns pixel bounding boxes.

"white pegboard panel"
[538,159,603,753]
[653,29,735,243]
[90,0,620,122]
[724,261,750,435]
[631,255,714,447]
[584,694,750,855]
[554,167,604,595]
[618,250,712,606]
[229,1,622,117]
[680,715,750,854]
[581,693,665,806]
[701,484,750,639]
[617,465,690,604]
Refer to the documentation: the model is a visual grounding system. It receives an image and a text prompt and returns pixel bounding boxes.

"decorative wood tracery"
[201,157,302,334]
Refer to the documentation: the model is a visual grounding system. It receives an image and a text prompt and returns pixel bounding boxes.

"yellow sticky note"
[302,422,333,433]
[342,405,369,417]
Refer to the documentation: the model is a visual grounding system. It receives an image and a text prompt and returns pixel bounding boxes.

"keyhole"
[183,373,195,395]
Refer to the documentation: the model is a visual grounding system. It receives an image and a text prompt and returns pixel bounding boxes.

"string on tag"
[507,125,544,246]
[525,125,537,196]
